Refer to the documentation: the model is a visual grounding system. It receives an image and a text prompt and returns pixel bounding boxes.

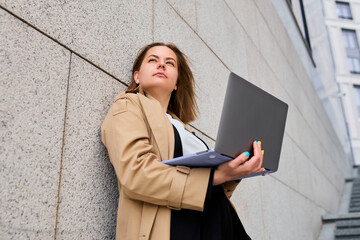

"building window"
[336,1,353,20]
[342,29,360,74]
[354,85,360,118]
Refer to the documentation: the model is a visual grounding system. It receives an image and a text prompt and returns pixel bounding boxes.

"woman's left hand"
[213,141,264,185]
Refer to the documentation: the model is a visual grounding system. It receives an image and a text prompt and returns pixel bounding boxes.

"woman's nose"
[158,62,165,69]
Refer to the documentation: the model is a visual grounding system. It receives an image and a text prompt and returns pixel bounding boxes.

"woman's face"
[134,46,178,98]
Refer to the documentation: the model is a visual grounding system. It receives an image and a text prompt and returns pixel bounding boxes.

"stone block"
[166,0,197,31]
[0,8,70,238]
[232,177,266,240]
[0,0,153,82]
[244,36,276,96]
[224,0,260,47]
[260,176,326,239]
[154,0,230,139]
[272,134,299,191]
[0,228,53,240]
[328,27,349,75]
[260,176,300,239]
[266,1,294,64]
[280,60,309,118]
[310,162,341,212]
[255,10,285,85]
[269,0,313,77]
[293,143,315,200]
[309,135,326,172]
[318,222,336,240]
[309,202,328,239]
[269,0,333,131]
[196,0,248,77]
[55,55,126,239]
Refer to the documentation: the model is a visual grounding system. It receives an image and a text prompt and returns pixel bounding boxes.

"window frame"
[336,1,353,20]
[341,29,360,74]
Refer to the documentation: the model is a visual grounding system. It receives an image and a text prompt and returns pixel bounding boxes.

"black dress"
[170,125,251,240]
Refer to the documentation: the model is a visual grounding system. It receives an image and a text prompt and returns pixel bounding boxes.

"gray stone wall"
[0,0,350,239]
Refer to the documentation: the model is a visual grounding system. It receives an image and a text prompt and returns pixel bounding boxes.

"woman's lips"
[153,72,167,78]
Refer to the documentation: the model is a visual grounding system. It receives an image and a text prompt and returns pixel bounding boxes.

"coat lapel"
[137,92,174,161]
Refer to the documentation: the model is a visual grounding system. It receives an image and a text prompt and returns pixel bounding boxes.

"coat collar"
[136,87,174,161]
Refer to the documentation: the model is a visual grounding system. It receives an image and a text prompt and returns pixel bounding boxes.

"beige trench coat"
[101,90,239,240]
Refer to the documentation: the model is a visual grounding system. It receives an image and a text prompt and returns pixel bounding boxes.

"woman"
[101,42,264,240]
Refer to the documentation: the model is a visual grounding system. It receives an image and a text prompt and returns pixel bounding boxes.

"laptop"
[162,72,288,179]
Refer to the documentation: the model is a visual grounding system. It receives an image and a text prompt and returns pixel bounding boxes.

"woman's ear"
[174,85,177,90]
[134,71,139,84]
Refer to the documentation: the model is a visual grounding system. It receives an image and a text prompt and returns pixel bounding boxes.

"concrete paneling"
[272,134,299,192]
[293,145,316,201]
[154,0,230,140]
[244,35,277,94]
[254,9,332,156]
[311,162,342,212]
[353,3,360,22]
[0,9,70,238]
[269,0,316,83]
[166,0,197,31]
[259,176,327,240]
[324,0,337,19]
[1,0,352,239]
[245,31,298,140]
[260,176,300,240]
[196,0,248,77]
[246,10,347,190]
[232,178,266,240]
[329,28,349,75]
[268,0,337,132]
[55,55,125,239]
[292,195,325,240]
[224,0,261,47]
[0,0,153,82]
[255,11,285,86]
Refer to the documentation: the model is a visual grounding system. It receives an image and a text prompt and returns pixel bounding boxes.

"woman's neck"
[146,92,171,113]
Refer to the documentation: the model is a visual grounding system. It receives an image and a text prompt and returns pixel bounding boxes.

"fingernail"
[244,152,250,157]
[262,150,264,155]
[255,140,257,144]
[259,141,262,146]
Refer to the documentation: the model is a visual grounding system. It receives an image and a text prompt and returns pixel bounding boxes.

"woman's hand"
[213,141,264,185]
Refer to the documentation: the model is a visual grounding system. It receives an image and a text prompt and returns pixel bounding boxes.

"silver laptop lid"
[215,72,288,171]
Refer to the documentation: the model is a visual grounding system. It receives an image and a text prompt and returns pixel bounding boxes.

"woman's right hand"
[213,141,264,185]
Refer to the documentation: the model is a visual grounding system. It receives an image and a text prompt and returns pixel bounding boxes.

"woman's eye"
[167,62,175,66]
[149,59,156,62]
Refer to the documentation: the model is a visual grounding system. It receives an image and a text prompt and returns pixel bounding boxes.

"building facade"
[0,0,351,239]
[323,0,360,164]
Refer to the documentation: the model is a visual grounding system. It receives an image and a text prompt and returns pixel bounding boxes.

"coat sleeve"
[101,94,211,211]
[222,180,240,199]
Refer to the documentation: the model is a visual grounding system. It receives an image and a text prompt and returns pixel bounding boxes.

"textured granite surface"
[0,0,350,239]
[166,0,197,31]
[154,0,230,140]
[196,0,248,76]
[0,0,153,83]
[55,54,126,239]
[0,8,70,239]
[224,0,261,47]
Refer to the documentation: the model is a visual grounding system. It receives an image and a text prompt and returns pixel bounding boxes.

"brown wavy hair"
[127,42,198,124]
